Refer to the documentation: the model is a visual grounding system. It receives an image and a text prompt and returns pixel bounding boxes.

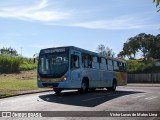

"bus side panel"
[81,68,100,88]
[104,71,115,87]
[114,72,127,86]
[81,70,116,88]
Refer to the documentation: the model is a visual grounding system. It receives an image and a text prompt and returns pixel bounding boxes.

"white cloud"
[0,0,71,21]
[71,16,160,30]
[0,0,159,30]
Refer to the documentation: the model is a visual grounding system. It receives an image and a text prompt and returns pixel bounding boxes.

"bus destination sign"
[43,48,65,54]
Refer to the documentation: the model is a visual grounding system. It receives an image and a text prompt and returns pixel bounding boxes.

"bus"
[37,46,127,94]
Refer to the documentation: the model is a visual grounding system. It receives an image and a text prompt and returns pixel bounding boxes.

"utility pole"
[21,47,23,57]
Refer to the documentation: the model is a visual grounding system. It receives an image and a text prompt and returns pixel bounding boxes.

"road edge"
[0,89,53,99]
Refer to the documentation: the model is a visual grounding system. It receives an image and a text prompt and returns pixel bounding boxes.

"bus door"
[70,51,81,87]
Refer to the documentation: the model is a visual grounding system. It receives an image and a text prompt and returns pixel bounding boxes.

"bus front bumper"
[37,80,81,89]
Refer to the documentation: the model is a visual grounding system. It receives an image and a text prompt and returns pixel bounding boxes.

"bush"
[18,57,36,71]
[0,55,37,73]
[127,60,157,73]
[20,62,37,71]
[0,55,22,73]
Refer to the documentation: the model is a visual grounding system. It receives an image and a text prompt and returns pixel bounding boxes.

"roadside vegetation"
[126,60,160,73]
[0,47,37,73]
[97,33,160,74]
[117,33,160,73]
[0,70,51,98]
[0,47,41,98]
[0,70,37,97]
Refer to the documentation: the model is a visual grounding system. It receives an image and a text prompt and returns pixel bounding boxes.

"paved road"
[0,86,160,120]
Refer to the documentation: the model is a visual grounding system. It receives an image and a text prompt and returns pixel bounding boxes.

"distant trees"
[118,33,160,60]
[0,47,18,56]
[97,44,115,57]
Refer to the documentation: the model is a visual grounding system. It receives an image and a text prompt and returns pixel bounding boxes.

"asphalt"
[0,86,160,120]
[0,83,160,99]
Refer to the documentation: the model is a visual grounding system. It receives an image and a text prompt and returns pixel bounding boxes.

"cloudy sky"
[0,0,159,57]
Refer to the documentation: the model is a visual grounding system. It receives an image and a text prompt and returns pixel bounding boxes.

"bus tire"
[54,88,62,94]
[89,88,96,91]
[78,80,88,93]
[107,79,117,91]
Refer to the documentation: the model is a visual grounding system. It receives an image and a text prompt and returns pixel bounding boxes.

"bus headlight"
[37,73,41,81]
[38,76,41,81]
[63,77,67,80]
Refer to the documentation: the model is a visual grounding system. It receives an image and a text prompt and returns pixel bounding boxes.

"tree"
[153,0,160,12]
[0,47,18,56]
[118,37,140,59]
[118,33,160,60]
[97,44,115,57]
[153,0,160,7]
[122,43,133,59]
[150,34,160,59]
[136,33,155,60]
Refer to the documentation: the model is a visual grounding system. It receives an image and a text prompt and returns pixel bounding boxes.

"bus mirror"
[33,53,38,64]
[34,58,36,63]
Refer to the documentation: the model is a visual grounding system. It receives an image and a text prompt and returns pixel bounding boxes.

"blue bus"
[37,46,127,94]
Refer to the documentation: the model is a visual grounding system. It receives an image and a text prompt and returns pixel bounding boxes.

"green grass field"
[0,80,37,96]
[0,70,38,97]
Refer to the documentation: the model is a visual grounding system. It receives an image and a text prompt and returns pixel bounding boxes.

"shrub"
[127,60,156,73]
[0,55,22,73]
[0,55,37,73]
[20,62,36,71]
[19,57,37,71]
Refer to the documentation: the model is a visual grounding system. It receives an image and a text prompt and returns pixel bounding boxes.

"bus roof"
[40,46,126,63]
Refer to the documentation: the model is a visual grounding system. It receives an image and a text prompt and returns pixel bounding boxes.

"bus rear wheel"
[54,88,62,94]
[107,79,117,91]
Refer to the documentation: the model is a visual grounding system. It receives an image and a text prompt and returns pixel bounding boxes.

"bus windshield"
[38,50,69,78]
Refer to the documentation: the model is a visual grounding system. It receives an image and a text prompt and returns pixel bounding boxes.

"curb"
[127,84,160,87]
[0,90,53,99]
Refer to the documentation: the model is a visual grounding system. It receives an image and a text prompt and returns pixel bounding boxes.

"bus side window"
[71,55,80,69]
[88,55,92,68]
[82,54,87,68]
[100,58,107,70]
[82,53,92,68]
[98,57,101,63]
[119,62,124,72]
[113,61,119,71]
[123,63,126,72]
[92,56,99,69]
[108,59,113,71]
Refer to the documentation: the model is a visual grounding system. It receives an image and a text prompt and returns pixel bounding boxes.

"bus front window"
[38,53,69,78]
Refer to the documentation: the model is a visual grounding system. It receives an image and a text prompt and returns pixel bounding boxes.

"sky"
[0,0,160,58]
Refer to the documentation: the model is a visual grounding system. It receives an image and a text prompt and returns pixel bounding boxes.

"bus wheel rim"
[82,82,86,91]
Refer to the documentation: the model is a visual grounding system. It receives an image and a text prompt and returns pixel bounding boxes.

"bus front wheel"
[78,80,88,93]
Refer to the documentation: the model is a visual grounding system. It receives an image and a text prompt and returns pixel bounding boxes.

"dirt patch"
[0,70,36,80]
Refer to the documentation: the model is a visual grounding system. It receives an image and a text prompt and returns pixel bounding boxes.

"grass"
[0,70,51,98]
[0,79,37,90]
